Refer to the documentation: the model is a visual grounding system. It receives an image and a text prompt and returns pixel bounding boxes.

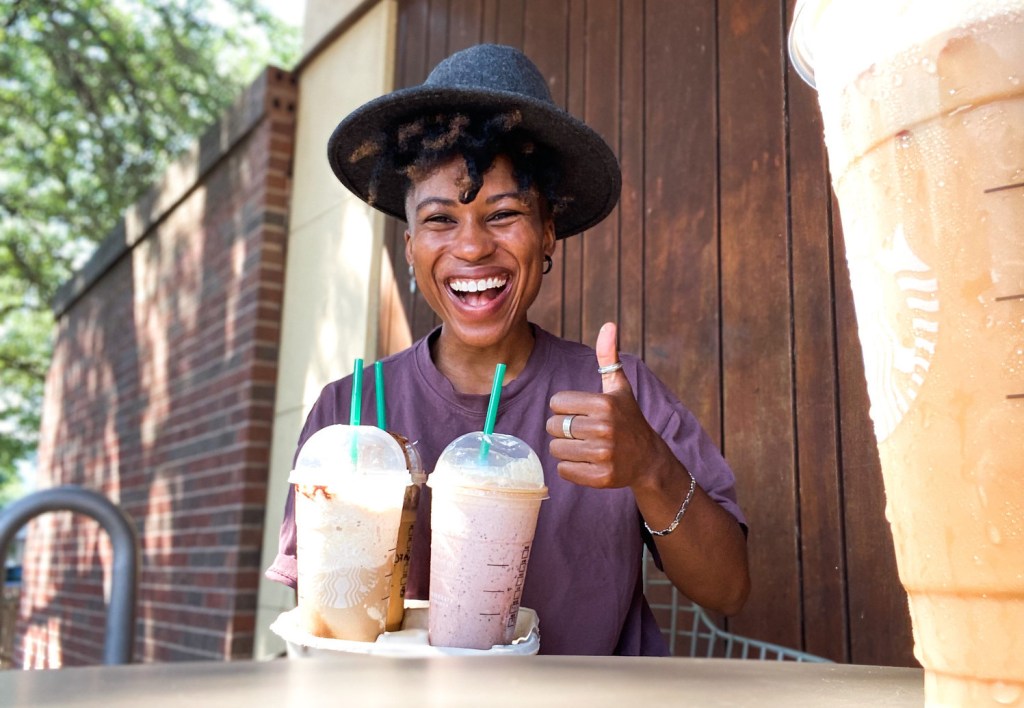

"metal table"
[0,655,923,707]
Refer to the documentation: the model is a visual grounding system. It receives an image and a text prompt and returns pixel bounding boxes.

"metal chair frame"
[0,485,139,665]
[642,549,831,662]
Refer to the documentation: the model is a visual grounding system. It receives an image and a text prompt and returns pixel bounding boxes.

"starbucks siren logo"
[847,224,939,443]
[314,566,378,608]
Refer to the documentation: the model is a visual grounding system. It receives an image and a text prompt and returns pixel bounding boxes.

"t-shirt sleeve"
[263,381,346,589]
[264,485,298,588]
[631,359,747,534]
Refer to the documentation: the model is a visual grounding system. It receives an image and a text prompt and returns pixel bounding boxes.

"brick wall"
[16,67,297,666]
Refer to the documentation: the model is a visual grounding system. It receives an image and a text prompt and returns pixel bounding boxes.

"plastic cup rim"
[426,479,549,500]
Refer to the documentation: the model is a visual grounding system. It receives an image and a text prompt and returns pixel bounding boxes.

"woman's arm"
[630,441,749,615]
[547,322,750,615]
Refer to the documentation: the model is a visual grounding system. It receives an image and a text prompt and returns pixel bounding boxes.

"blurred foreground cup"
[789,1,1024,705]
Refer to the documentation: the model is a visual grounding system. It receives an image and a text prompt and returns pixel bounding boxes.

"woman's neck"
[432,322,536,395]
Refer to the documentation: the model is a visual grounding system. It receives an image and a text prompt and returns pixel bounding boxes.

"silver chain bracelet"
[644,472,697,537]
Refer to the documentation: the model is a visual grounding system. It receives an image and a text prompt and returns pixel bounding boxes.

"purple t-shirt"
[266,324,745,655]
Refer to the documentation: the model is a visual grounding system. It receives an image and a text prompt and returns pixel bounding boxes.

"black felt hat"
[326,43,621,239]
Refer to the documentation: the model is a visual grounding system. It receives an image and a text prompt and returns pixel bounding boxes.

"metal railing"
[642,549,830,662]
[0,486,139,665]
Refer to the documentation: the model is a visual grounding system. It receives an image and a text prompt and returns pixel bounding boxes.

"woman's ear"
[404,229,413,265]
[543,217,556,259]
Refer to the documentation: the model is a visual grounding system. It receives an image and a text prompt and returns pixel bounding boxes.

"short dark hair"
[349,109,568,218]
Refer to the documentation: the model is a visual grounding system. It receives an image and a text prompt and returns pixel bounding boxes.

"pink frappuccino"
[428,432,547,650]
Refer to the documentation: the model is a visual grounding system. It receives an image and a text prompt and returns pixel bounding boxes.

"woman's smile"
[446,272,510,310]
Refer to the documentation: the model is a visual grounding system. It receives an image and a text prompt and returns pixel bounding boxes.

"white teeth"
[449,276,507,293]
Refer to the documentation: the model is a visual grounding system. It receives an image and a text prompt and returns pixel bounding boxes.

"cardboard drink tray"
[270,602,540,657]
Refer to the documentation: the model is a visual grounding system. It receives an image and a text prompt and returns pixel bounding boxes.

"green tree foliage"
[0,0,300,505]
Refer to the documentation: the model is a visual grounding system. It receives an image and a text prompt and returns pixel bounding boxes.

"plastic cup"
[385,433,426,632]
[790,2,1024,704]
[290,424,411,642]
[427,431,548,650]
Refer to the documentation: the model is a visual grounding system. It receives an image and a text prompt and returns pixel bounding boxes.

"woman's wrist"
[631,439,688,503]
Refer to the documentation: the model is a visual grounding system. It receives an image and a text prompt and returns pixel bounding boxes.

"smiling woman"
[266,44,750,656]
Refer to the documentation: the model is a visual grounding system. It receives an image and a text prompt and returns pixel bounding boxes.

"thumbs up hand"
[547,322,672,490]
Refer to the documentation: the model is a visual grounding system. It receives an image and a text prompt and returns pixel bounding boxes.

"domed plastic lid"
[289,424,411,486]
[429,432,545,491]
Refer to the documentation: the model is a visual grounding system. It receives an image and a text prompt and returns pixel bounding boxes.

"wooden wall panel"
[717,0,799,647]
[522,0,569,336]
[561,0,585,343]
[784,0,849,661]
[426,0,451,69]
[579,0,621,344]
[382,0,915,667]
[379,0,430,356]
[643,0,721,442]
[493,0,524,48]
[447,0,481,51]
[617,6,644,357]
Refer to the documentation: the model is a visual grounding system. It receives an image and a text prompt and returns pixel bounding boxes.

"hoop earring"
[408,264,417,295]
[542,255,553,275]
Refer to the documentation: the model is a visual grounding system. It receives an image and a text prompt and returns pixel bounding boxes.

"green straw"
[375,361,386,429]
[479,363,506,462]
[350,359,363,465]
[350,359,364,426]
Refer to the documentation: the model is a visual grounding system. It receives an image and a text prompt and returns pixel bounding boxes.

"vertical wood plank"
[404,0,450,339]
[560,0,586,343]
[382,0,431,354]
[426,0,451,71]
[785,0,848,661]
[523,0,569,337]
[481,0,498,43]
[643,0,720,442]
[832,200,916,666]
[618,0,644,357]
[718,0,799,646]
[579,0,621,345]
[495,0,524,47]
[447,0,482,52]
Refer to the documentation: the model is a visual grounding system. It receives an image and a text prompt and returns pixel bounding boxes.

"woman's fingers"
[554,459,616,488]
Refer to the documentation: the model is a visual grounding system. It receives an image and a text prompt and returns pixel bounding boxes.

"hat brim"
[327,86,621,239]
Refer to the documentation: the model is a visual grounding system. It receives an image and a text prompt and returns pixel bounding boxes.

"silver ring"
[562,414,577,440]
[598,361,623,375]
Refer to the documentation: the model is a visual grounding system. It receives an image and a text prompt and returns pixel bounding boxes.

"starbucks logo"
[313,566,378,608]
[847,224,939,443]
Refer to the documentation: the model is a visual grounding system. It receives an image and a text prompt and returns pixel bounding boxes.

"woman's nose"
[451,219,496,261]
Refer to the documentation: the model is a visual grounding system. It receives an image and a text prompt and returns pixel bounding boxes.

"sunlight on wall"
[255,0,397,659]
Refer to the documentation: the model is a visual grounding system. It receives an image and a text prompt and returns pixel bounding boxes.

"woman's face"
[404,155,556,351]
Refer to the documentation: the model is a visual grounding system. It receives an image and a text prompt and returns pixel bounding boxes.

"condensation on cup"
[789,1,1024,705]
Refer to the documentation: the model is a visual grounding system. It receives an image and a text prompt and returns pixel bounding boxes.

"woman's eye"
[489,210,519,222]
[424,214,454,224]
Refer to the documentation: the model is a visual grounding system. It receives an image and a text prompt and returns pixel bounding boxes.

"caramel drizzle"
[297,484,333,500]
